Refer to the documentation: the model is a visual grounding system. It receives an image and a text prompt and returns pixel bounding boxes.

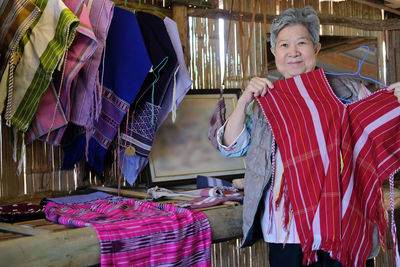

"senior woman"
[217,6,400,267]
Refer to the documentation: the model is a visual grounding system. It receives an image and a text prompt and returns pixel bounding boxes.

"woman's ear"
[315,42,321,55]
[270,46,276,57]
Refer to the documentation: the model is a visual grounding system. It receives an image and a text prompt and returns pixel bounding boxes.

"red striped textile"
[257,68,400,267]
[45,200,211,267]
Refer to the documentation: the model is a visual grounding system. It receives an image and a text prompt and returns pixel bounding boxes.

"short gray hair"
[270,6,320,51]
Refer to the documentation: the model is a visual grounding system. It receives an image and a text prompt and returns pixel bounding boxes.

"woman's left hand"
[387,82,400,103]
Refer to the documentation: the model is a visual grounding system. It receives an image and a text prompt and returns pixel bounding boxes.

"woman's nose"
[288,46,300,57]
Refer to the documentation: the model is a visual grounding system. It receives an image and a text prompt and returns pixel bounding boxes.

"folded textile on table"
[0,203,45,223]
[176,194,243,209]
[147,186,239,200]
[147,186,243,209]
[40,191,126,205]
[196,175,232,189]
[45,199,211,267]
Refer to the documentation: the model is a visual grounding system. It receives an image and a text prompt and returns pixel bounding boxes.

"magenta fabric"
[45,199,211,266]
[257,68,400,267]
[25,0,98,145]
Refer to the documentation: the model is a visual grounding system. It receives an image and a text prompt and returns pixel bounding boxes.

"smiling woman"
[272,24,321,79]
[216,5,400,267]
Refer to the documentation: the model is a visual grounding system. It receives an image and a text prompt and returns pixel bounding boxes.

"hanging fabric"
[119,15,192,186]
[0,0,40,81]
[68,0,114,130]
[119,11,178,159]
[25,0,98,146]
[0,0,80,132]
[62,6,152,173]
[156,17,193,127]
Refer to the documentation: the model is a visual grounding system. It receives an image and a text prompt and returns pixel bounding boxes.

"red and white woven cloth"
[257,68,400,267]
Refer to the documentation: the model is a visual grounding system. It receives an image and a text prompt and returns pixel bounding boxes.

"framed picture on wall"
[147,89,246,185]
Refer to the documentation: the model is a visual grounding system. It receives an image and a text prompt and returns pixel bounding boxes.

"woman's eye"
[280,43,288,47]
[298,41,306,45]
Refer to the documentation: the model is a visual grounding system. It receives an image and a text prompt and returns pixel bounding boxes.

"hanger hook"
[325,45,387,88]
[355,45,369,75]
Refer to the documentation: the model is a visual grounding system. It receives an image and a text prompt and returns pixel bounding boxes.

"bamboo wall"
[189,0,385,89]
[0,1,399,266]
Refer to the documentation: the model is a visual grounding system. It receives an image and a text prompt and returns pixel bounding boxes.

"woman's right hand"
[238,77,274,107]
[222,77,274,146]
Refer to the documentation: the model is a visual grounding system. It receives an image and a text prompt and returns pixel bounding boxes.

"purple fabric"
[120,101,161,157]
[62,7,151,173]
[196,175,232,189]
[69,0,114,127]
[41,191,123,205]
[118,14,181,184]
[157,17,193,128]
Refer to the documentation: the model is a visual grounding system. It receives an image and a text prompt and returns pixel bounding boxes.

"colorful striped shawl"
[0,0,40,80]
[45,200,211,267]
[0,0,80,131]
[25,0,98,145]
[257,68,400,267]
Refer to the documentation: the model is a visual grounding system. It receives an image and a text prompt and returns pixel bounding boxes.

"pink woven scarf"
[45,200,211,267]
[257,68,400,267]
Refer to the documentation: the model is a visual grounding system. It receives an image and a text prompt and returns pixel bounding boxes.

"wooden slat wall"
[189,0,384,90]
[386,30,400,84]
[0,1,397,266]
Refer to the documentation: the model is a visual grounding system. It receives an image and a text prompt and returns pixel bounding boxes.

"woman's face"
[271,24,321,79]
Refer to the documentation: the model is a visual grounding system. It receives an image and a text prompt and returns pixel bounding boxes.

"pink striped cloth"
[257,68,400,267]
[25,0,98,145]
[45,199,211,267]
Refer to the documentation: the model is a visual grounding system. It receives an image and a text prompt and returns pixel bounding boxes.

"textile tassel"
[282,181,291,231]
[171,66,179,123]
[16,133,25,176]
[96,42,107,121]
[151,83,155,125]
[85,122,90,161]
[117,126,121,196]
[47,47,68,142]
[283,210,293,247]
[12,127,18,162]
[5,54,16,126]
[389,174,400,266]
[268,177,275,234]
[275,172,285,209]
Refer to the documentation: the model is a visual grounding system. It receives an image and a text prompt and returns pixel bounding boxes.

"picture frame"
[146,89,246,185]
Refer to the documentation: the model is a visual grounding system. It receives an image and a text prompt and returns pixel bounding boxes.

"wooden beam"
[351,0,400,16]
[206,205,242,243]
[318,53,377,78]
[172,4,190,66]
[114,1,173,18]
[187,9,400,31]
[0,227,101,267]
[318,38,377,56]
[0,205,242,266]
[0,222,51,236]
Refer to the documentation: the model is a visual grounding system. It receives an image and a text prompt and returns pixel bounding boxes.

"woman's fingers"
[248,77,274,97]
[387,82,400,103]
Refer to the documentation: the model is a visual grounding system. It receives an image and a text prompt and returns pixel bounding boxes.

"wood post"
[172,4,189,66]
